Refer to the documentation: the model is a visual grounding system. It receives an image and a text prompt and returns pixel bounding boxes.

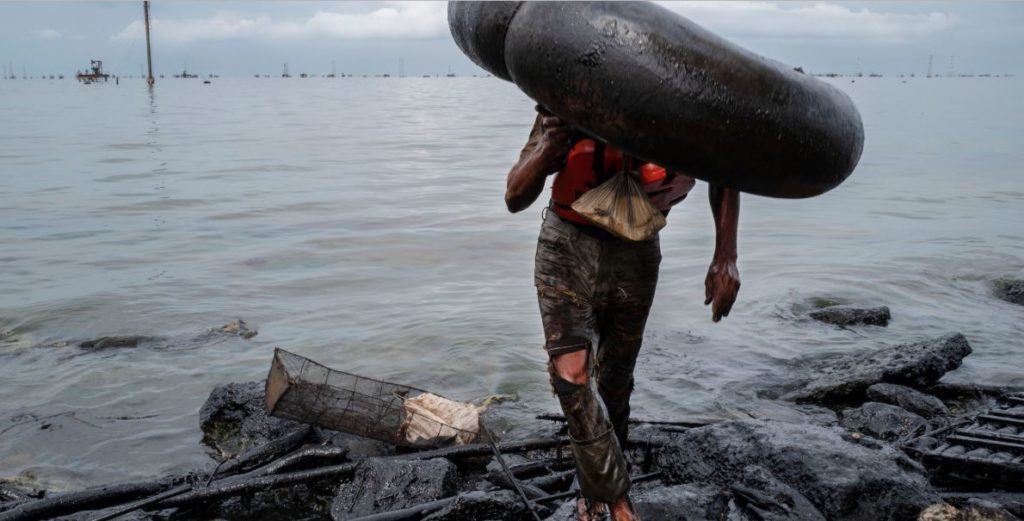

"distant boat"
[76,60,110,83]
[173,67,198,78]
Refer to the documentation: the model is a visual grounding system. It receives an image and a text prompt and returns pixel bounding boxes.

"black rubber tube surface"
[449,1,864,198]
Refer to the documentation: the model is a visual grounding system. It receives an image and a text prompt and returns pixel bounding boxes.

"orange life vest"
[550,139,694,224]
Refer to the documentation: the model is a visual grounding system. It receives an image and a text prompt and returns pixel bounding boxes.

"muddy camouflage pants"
[534,211,661,502]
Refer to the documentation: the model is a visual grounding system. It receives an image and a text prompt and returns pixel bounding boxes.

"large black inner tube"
[449,1,864,199]
[447,1,521,82]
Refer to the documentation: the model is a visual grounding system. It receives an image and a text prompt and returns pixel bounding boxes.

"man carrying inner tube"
[505,108,741,521]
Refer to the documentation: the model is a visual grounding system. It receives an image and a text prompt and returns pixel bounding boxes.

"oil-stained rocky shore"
[2,328,1022,521]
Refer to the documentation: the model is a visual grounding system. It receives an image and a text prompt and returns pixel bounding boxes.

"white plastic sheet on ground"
[401,392,482,446]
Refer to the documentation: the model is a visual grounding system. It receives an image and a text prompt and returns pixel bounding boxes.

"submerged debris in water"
[218,320,257,339]
[79,335,152,349]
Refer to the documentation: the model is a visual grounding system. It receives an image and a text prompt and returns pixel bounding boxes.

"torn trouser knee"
[552,373,630,502]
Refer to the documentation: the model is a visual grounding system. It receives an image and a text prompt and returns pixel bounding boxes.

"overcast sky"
[2,1,1021,78]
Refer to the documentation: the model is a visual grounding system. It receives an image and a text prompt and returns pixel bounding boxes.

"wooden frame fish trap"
[265,348,482,449]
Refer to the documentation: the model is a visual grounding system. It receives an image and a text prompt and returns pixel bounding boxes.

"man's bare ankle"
[609,494,639,521]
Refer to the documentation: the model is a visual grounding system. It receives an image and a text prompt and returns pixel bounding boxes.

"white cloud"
[109,1,955,45]
[112,2,447,43]
[658,2,956,42]
[37,29,62,40]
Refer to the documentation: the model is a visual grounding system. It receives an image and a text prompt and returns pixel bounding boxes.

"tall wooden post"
[144,1,155,86]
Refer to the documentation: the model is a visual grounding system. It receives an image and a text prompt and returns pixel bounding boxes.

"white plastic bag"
[571,170,666,241]
[401,393,482,446]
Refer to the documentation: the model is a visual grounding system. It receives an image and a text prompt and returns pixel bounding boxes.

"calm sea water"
[0,76,1021,490]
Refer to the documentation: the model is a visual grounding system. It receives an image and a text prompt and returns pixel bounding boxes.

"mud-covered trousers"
[534,211,661,503]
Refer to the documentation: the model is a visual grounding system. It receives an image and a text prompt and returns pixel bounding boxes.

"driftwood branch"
[525,469,575,492]
[0,479,177,521]
[258,445,349,475]
[89,484,193,521]
[506,458,574,480]
[487,472,547,500]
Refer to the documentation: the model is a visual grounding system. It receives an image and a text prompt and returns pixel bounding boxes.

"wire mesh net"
[266,348,481,449]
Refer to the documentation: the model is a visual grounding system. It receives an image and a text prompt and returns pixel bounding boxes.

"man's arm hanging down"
[705,184,741,322]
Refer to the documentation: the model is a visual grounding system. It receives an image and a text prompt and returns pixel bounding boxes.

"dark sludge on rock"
[866,383,950,419]
[9,344,1024,521]
[778,333,972,405]
[839,402,929,442]
[658,419,940,521]
[330,458,458,520]
[198,381,313,460]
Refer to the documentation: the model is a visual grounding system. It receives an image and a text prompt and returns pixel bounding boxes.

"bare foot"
[608,494,640,521]
[576,497,607,521]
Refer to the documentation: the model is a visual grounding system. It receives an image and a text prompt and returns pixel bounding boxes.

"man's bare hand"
[537,115,570,169]
[704,258,740,322]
